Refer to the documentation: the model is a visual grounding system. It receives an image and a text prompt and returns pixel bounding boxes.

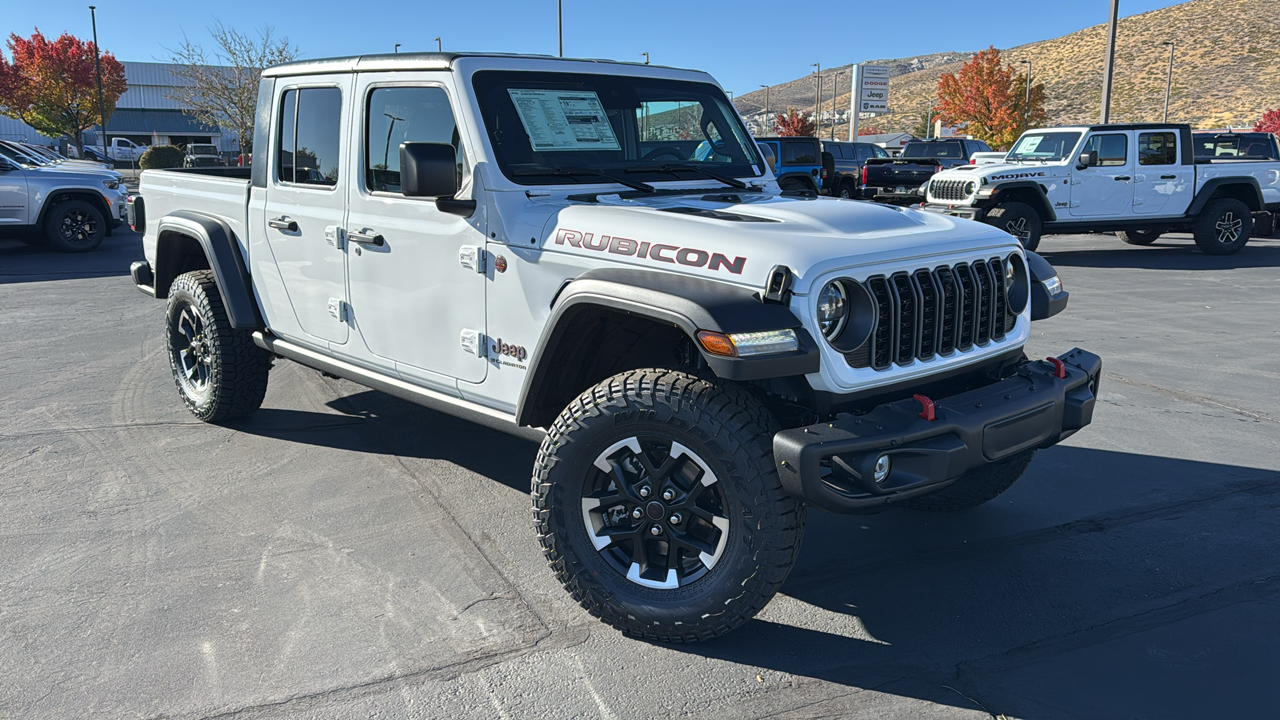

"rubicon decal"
[554,229,746,275]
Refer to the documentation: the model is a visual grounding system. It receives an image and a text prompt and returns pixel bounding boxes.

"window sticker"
[1016,135,1044,153]
[507,89,621,151]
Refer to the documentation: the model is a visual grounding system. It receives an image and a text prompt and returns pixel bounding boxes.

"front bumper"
[773,349,1101,513]
[922,202,985,221]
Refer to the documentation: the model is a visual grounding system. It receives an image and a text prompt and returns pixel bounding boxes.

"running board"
[252,332,545,443]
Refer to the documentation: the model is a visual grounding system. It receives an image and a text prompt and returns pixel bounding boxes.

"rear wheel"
[44,199,106,252]
[1194,198,1252,255]
[902,450,1036,511]
[533,369,805,642]
[779,177,814,193]
[166,270,272,422]
[1116,229,1161,246]
[838,180,857,199]
[983,201,1042,252]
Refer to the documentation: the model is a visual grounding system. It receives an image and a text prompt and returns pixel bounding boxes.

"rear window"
[902,141,965,159]
[1194,133,1277,160]
[782,140,818,165]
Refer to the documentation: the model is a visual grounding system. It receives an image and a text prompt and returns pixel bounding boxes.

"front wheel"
[44,199,106,252]
[1116,229,1161,246]
[1194,198,1252,255]
[533,369,805,642]
[166,270,272,422]
[984,201,1042,252]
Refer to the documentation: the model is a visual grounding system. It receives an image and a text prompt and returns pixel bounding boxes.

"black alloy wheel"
[44,199,106,252]
[173,304,212,397]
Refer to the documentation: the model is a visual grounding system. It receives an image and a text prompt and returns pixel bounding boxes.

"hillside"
[736,0,1280,139]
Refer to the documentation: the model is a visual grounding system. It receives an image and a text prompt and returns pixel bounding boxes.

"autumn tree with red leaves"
[858,125,883,136]
[1255,109,1280,134]
[774,108,816,136]
[0,30,127,154]
[936,47,1046,150]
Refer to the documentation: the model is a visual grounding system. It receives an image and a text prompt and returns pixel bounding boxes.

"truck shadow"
[0,232,140,284]
[1040,235,1280,271]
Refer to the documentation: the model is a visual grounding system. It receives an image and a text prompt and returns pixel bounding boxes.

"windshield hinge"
[761,265,793,304]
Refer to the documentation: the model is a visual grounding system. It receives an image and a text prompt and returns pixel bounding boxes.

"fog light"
[873,455,891,484]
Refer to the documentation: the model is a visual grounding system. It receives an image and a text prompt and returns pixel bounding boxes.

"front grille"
[847,258,1018,371]
[929,179,971,201]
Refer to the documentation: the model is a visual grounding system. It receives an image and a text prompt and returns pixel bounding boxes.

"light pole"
[1161,41,1175,122]
[383,112,404,170]
[811,63,821,139]
[830,70,844,139]
[1100,0,1120,123]
[557,0,563,57]
[760,84,770,115]
[434,37,441,52]
[394,43,401,53]
[640,52,649,65]
[88,6,109,161]
[1019,60,1032,132]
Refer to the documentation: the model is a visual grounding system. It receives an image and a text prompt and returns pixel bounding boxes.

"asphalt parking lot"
[3,227,1279,719]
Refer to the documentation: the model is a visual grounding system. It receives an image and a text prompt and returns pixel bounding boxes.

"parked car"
[862,137,993,204]
[821,140,890,198]
[754,136,824,193]
[12,141,115,171]
[183,143,225,168]
[922,123,1280,253]
[0,142,129,251]
[131,51,1097,643]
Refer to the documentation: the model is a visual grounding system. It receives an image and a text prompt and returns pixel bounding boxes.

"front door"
[1133,130,1193,216]
[261,75,352,345]
[343,73,488,384]
[0,162,27,225]
[1070,132,1134,218]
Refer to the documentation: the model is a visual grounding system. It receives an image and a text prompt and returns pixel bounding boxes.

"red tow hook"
[1047,357,1067,379]
[913,394,937,422]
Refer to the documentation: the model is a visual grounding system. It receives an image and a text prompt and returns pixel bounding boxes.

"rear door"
[1133,130,1192,216]
[261,75,353,345]
[1070,131,1134,218]
[342,72,488,385]
[0,160,27,225]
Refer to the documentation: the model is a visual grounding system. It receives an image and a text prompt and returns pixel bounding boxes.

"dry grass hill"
[735,0,1280,139]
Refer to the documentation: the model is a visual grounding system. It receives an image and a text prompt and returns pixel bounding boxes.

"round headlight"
[964,181,976,196]
[1006,254,1029,314]
[816,282,848,340]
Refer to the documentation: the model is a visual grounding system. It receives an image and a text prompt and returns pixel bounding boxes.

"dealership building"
[0,61,236,153]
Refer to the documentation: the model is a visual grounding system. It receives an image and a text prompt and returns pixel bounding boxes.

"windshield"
[472,70,763,186]
[903,141,965,159]
[1006,132,1082,162]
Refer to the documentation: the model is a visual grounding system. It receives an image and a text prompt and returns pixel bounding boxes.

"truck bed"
[138,168,253,261]
[1195,159,1280,207]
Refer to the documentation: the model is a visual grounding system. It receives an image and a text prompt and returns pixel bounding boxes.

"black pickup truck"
[862,137,992,204]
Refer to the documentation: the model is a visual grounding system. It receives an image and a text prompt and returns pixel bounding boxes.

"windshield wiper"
[511,166,654,193]
[625,164,747,190]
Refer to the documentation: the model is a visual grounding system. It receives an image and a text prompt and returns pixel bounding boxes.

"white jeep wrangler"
[130,52,1100,641]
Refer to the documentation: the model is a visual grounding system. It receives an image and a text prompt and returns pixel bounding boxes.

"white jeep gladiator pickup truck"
[129,52,1101,642]
[923,123,1280,254]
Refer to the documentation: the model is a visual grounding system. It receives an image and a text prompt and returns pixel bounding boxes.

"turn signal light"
[697,331,737,357]
[697,329,799,358]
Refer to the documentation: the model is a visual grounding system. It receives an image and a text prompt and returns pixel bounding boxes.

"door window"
[365,86,460,193]
[1083,134,1128,167]
[783,141,817,164]
[276,87,342,187]
[1137,132,1177,165]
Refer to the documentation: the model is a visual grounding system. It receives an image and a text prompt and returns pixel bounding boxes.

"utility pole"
[1019,60,1032,132]
[640,52,649,65]
[830,71,844,140]
[760,85,770,115]
[926,101,934,140]
[1100,0,1120,123]
[811,63,821,138]
[435,37,442,52]
[848,66,861,141]
[1161,41,1175,122]
[557,0,563,57]
[89,6,109,161]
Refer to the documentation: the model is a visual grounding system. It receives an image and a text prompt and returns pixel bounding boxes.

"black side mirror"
[1077,151,1097,168]
[400,141,476,217]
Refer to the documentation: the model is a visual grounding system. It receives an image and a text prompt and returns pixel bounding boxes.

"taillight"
[861,165,868,185]
[969,158,976,164]
[935,164,943,173]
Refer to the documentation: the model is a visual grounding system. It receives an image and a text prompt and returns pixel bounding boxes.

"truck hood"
[498,189,1020,294]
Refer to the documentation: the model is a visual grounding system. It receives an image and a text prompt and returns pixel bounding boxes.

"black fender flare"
[1186,177,1264,215]
[514,268,820,426]
[1026,251,1068,321]
[987,181,1057,222]
[775,172,818,191]
[153,210,263,330]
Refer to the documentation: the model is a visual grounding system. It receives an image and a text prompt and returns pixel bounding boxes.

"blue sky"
[9,0,1189,94]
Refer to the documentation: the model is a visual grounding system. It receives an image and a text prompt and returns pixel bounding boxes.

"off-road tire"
[984,201,1042,252]
[1193,198,1252,255]
[166,270,271,422]
[1117,229,1161,246]
[44,199,106,253]
[779,177,814,193]
[838,180,857,199]
[901,450,1036,511]
[533,369,805,642]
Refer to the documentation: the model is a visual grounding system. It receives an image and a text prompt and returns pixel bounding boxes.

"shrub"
[139,145,184,170]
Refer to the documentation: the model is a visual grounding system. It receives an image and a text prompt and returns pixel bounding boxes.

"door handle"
[268,216,298,231]
[1114,176,1131,181]
[348,228,385,247]
[1160,174,1177,180]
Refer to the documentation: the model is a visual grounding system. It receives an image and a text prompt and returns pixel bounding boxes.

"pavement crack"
[1106,372,1278,423]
